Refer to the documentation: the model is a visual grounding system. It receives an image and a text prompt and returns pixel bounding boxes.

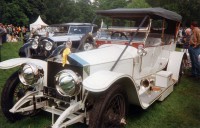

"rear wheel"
[1,71,38,122]
[89,84,127,128]
[177,59,184,85]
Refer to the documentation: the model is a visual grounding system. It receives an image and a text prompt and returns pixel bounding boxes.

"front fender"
[83,70,130,92]
[0,58,47,85]
[83,70,144,108]
[18,40,32,57]
[48,44,65,58]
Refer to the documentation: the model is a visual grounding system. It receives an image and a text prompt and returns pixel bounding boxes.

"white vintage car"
[0,8,185,128]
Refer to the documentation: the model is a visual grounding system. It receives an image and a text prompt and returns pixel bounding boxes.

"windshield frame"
[68,25,93,35]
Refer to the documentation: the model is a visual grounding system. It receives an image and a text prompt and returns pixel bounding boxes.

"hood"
[69,44,138,66]
[49,34,83,42]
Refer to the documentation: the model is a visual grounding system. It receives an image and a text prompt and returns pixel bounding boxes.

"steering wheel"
[111,32,128,40]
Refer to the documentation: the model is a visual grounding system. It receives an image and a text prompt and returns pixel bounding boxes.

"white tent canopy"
[30,15,48,31]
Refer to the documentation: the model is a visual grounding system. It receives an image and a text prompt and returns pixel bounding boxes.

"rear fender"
[167,51,184,81]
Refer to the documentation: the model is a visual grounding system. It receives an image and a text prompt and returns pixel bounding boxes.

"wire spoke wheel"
[103,94,126,127]
[1,71,38,122]
[14,83,29,102]
[13,83,35,116]
[83,41,94,51]
[80,33,95,51]
[89,84,127,128]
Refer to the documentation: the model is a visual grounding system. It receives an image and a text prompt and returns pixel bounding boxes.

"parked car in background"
[0,8,185,128]
[19,23,98,59]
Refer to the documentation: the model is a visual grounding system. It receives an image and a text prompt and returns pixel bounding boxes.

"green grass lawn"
[0,42,199,128]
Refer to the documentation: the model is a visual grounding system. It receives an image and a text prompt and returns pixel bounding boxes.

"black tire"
[1,71,38,122]
[79,33,95,51]
[89,84,128,128]
[111,32,128,40]
[177,59,184,85]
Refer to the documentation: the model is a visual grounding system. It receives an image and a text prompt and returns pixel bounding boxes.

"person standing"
[22,26,27,37]
[0,23,5,62]
[0,23,6,45]
[188,21,200,79]
[182,28,191,68]
[183,28,191,52]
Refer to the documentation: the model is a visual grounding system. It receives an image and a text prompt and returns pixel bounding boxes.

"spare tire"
[79,33,95,51]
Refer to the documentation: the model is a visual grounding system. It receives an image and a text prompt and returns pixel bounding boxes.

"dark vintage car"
[19,23,98,59]
[0,8,185,128]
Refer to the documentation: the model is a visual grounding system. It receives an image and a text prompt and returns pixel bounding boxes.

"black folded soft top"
[96,7,182,22]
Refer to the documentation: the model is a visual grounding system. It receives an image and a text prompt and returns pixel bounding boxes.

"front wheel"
[1,71,38,122]
[89,84,128,128]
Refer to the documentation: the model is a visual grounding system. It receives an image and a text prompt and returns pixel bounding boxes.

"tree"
[43,0,80,24]
[43,0,96,24]
[95,0,128,10]
[20,0,47,24]
[0,0,6,23]
[75,0,96,23]
[1,0,200,28]
[127,0,150,8]
[146,0,200,26]
[2,3,29,26]
[0,0,46,26]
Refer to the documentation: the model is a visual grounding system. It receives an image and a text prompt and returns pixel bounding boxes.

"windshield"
[97,19,148,42]
[47,26,69,36]
[48,26,69,33]
[68,26,93,34]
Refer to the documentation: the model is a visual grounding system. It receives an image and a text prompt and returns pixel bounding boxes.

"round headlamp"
[31,40,39,49]
[44,40,53,51]
[31,36,39,49]
[55,70,81,97]
[19,63,44,86]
